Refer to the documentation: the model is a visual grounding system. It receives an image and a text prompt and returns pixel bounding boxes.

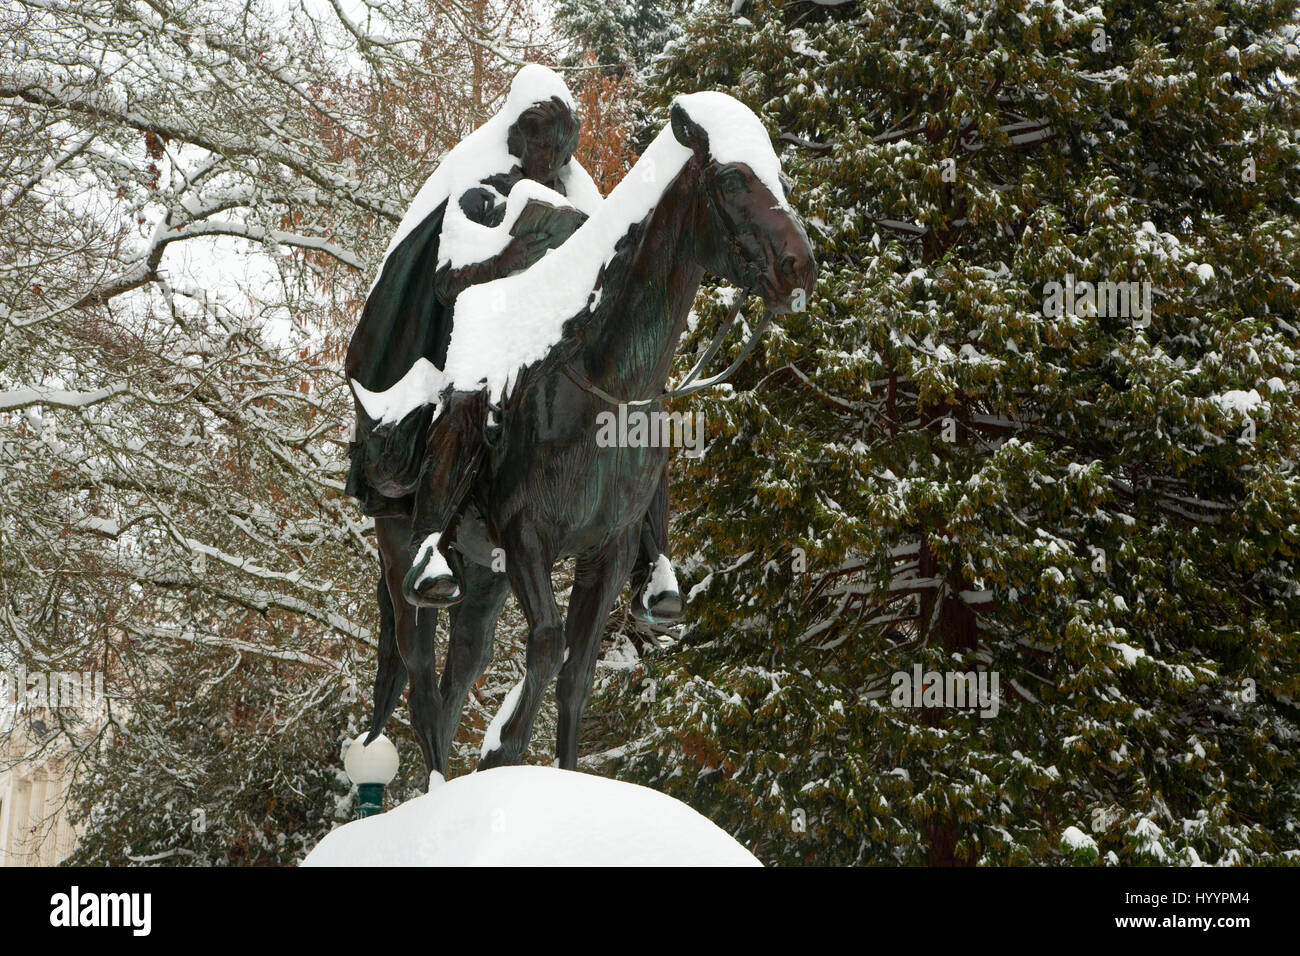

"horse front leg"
[438,559,511,774]
[477,523,561,771]
[376,516,445,788]
[556,526,639,771]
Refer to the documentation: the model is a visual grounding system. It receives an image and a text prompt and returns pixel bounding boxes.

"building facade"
[0,725,82,866]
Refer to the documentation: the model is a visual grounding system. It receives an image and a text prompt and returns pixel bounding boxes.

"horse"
[365,93,817,783]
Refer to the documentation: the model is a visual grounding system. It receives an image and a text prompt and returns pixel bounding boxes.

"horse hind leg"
[556,527,639,771]
[477,524,562,771]
[437,559,510,774]
[376,515,445,787]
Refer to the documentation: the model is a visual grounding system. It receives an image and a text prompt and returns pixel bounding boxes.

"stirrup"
[631,584,684,627]
[403,535,464,608]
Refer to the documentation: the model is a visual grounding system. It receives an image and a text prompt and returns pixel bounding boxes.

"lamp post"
[344,733,399,819]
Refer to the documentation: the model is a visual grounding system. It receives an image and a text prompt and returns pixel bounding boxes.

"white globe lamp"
[344,733,399,818]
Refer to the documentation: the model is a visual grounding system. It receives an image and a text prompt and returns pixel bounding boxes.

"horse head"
[670,100,818,314]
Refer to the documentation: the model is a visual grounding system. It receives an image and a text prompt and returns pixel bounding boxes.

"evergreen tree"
[552,0,681,76]
[588,0,1300,865]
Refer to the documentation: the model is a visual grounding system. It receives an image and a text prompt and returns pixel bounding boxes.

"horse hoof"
[476,748,507,773]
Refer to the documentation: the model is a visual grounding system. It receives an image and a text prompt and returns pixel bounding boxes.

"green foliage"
[588,0,1300,865]
[553,0,681,74]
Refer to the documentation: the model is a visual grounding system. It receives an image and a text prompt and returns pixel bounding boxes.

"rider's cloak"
[344,65,601,515]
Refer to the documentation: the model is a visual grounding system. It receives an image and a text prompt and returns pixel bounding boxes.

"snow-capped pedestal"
[303,765,760,867]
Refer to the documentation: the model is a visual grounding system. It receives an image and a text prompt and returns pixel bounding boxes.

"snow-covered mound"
[302,766,761,867]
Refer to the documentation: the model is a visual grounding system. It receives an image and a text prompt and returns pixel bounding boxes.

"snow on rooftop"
[301,765,761,867]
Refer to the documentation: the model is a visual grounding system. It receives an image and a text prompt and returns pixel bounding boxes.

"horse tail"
[366,572,407,744]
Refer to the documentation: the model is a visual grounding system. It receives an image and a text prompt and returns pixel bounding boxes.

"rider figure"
[346,69,682,623]
[403,94,585,607]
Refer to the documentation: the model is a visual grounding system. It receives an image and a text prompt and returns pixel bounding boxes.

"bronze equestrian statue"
[345,74,815,784]
[346,67,682,777]
[348,66,680,628]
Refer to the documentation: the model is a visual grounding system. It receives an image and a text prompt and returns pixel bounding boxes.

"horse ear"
[670,103,710,156]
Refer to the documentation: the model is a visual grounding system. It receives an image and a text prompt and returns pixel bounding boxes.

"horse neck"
[580,168,705,401]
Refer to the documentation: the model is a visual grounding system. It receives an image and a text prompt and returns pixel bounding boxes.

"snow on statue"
[303,766,761,867]
[344,63,817,784]
[346,64,681,628]
[345,68,684,789]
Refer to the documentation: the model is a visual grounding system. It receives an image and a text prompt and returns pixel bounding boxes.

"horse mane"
[528,152,707,395]
[558,214,651,344]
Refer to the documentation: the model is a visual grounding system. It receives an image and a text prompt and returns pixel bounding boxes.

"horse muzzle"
[758,242,818,315]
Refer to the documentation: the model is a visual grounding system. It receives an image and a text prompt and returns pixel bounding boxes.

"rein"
[562,287,774,408]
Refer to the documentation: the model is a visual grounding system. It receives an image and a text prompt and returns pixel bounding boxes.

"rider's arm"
[434,187,586,307]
